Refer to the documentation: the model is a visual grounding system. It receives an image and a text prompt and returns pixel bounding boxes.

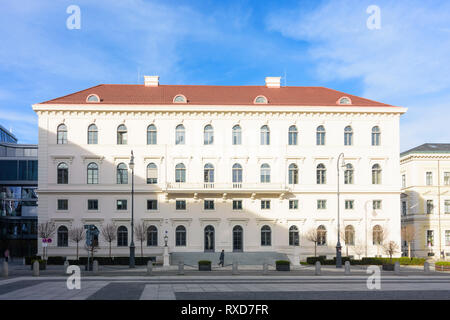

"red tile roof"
[40,84,394,107]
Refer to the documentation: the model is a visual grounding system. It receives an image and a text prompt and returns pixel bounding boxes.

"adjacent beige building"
[400,144,450,259]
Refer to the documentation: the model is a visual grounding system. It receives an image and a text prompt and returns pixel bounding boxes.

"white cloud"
[267,0,450,150]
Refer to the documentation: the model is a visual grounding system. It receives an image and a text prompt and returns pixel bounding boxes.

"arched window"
[57,226,68,247]
[373,225,383,245]
[372,126,381,146]
[57,162,68,184]
[339,97,351,105]
[316,164,326,184]
[147,163,157,184]
[316,125,325,145]
[261,225,271,246]
[175,124,185,145]
[57,124,67,144]
[372,164,381,184]
[117,124,127,145]
[232,163,243,184]
[288,125,298,145]
[175,225,186,246]
[260,125,270,145]
[117,226,128,247]
[116,163,128,184]
[289,225,299,246]
[147,226,158,246]
[317,225,327,246]
[87,94,100,102]
[173,95,187,103]
[87,124,98,144]
[204,125,214,145]
[147,124,157,145]
[254,96,268,104]
[344,126,353,146]
[260,163,271,183]
[344,163,354,184]
[87,162,98,184]
[204,163,214,183]
[289,163,299,184]
[232,125,241,145]
[175,163,186,183]
[345,225,355,246]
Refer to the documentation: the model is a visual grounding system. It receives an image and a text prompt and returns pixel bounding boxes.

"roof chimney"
[144,75,159,87]
[265,77,281,88]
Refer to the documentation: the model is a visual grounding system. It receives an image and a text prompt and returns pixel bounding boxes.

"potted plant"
[382,241,399,271]
[198,260,212,271]
[30,259,47,270]
[275,260,290,271]
[435,261,450,272]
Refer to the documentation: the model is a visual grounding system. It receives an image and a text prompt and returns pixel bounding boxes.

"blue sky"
[0,0,449,151]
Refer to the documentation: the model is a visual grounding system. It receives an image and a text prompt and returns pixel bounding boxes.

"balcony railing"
[166,182,288,192]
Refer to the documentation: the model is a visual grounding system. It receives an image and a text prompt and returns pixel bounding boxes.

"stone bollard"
[2,261,8,278]
[232,261,239,275]
[315,261,321,276]
[263,262,269,275]
[32,261,40,277]
[178,261,184,275]
[93,260,99,275]
[424,262,430,274]
[394,262,401,275]
[146,260,153,276]
[344,261,351,275]
[63,261,70,274]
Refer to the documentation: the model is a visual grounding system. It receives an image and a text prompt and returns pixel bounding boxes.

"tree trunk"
[408,242,411,258]
[346,246,349,257]
[76,242,79,260]
[109,241,112,258]
[314,243,317,257]
[141,241,143,258]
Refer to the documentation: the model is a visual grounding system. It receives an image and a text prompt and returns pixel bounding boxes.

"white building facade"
[33,76,406,262]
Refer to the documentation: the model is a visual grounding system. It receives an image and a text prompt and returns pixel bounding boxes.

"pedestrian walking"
[4,248,9,262]
[218,249,225,267]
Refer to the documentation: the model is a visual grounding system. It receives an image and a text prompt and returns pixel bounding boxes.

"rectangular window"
[233,200,242,210]
[426,172,433,186]
[147,200,158,210]
[87,199,98,210]
[426,230,434,247]
[204,200,214,210]
[345,200,354,210]
[261,200,271,210]
[289,200,298,210]
[446,230,450,246]
[57,199,68,210]
[402,174,406,188]
[373,200,382,210]
[317,200,327,209]
[402,201,407,216]
[444,172,450,185]
[445,200,450,214]
[116,200,127,210]
[426,200,434,214]
[176,200,186,210]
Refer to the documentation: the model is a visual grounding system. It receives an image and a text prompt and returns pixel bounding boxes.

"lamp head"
[129,150,135,170]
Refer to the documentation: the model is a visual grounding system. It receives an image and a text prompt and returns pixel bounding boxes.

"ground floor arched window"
[176,225,186,246]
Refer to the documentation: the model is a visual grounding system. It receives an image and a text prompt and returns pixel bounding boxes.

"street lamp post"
[336,153,345,268]
[129,150,135,268]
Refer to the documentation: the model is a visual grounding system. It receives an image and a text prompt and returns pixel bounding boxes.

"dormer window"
[173,95,187,103]
[86,94,100,103]
[338,97,352,105]
[254,96,268,104]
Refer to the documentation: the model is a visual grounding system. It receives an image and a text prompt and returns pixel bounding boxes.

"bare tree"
[305,228,319,257]
[101,223,116,258]
[352,241,365,260]
[373,225,389,256]
[401,225,416,258]
[38,221,56,260]
[383,241,400,261]
[134,222,148,259]
[69,226,85,260]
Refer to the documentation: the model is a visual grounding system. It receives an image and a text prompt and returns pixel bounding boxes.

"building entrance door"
[233,225,243,252]
[204,225,215,252]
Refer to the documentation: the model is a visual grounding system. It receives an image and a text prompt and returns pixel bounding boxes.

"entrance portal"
[233,225,243,252]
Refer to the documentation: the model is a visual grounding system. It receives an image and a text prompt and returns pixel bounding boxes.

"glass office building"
[0,127,38,257]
